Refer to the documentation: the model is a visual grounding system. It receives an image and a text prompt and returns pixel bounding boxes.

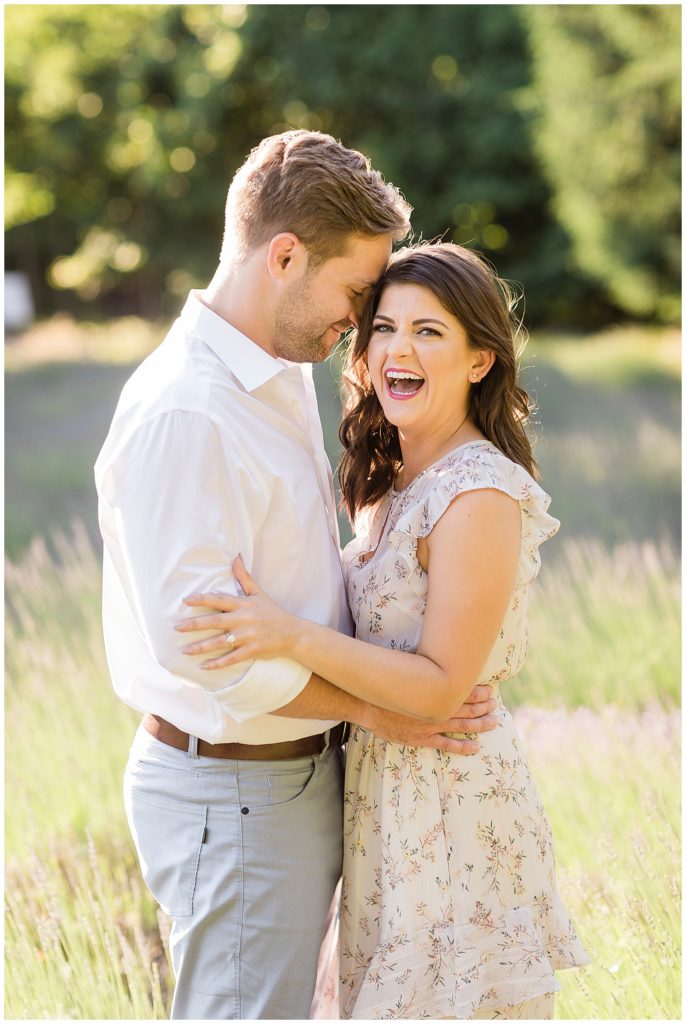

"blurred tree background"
[5,3,681,327]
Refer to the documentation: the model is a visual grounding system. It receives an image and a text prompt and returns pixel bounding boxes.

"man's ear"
[266,233,307,281]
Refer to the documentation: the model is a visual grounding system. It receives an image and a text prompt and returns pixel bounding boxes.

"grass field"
[4,316,681,1019]
[5,318,680,556]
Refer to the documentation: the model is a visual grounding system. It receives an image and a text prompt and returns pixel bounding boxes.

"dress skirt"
[337,704,590,1020]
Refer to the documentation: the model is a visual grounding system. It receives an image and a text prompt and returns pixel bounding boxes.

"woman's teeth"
[385,370,425,397]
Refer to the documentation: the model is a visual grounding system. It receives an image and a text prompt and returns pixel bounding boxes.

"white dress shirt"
[95,291,352,743]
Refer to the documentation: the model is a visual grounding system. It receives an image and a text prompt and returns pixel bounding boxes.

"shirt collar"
[180,291,292,393]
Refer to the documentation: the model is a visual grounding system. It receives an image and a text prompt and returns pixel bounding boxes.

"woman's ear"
[469,349,496,383]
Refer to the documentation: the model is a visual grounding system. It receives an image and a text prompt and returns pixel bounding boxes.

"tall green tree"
[523,4,681,321]
[5,5,246,318]
[233,4,603,324]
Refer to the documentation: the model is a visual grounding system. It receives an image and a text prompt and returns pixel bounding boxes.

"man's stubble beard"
[273,276,337,364]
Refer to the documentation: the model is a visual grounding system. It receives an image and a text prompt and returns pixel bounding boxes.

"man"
[95,130,497,1020]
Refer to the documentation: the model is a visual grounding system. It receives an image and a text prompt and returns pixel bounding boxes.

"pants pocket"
[268,759,316,806]
[237,756,317,813]
[124,783,207,918]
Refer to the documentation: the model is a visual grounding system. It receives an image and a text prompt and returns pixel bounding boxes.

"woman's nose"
[386,328,413,356]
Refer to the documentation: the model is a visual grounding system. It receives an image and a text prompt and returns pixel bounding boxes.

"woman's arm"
[177,489,520,722]
[270,671,495,754]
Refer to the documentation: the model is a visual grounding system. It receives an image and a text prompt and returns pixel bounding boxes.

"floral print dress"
[337,441,590,1020]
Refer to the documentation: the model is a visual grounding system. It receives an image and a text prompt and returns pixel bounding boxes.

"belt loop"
[321,721,346,755]
[322,726,338,755]
[187,734,199,759]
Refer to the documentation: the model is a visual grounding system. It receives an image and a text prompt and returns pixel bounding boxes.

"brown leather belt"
[143,714,347,761]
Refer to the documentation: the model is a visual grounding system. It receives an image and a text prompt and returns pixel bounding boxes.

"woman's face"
[366,281,487,436]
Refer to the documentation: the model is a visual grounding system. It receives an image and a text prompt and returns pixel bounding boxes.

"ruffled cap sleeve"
[388,444,560,587]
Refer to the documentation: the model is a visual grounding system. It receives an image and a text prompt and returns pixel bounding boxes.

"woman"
[176,242,590,1019]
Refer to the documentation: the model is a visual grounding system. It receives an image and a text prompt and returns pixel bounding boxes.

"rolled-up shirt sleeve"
[97,408,312,722]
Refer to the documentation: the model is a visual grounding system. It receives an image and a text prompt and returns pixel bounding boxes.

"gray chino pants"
[124,724,344,1020]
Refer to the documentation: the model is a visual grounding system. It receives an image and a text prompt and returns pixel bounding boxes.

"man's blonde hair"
[223,130,412,264]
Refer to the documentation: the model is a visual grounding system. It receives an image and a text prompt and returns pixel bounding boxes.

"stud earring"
[470,373,480,382]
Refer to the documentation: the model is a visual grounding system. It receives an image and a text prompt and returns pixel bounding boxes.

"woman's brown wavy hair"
[338,241,536,521]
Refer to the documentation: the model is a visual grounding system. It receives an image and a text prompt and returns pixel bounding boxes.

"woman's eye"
[372,323,392,333]
[418,327,440,336]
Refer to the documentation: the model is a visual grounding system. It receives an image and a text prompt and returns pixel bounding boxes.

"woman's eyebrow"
[372,315,449,328]
[413,318,448,327]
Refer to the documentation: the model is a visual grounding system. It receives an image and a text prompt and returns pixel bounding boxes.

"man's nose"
[349,289,374,328]
[347,300,364,330]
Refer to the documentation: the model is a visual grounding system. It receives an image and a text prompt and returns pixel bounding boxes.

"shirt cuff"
[209,656,312,723]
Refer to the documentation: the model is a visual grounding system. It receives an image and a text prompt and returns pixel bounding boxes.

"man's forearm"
[272,672,377,730]
[272,672,497,757]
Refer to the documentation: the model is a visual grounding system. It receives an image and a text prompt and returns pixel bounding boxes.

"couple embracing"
[95,130,589,1020]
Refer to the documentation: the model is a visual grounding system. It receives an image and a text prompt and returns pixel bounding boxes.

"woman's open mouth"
[384,368,425,400]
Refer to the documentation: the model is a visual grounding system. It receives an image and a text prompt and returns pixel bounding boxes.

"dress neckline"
[391,439,497,496]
